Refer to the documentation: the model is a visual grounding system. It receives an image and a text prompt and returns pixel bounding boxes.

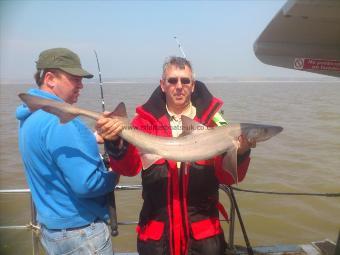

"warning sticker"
[294,58,340,72]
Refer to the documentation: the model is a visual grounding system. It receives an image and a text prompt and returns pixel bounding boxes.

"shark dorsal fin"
[109,102,127,118]
[181,115,208,136]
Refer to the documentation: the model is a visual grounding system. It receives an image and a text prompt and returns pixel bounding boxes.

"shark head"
[241,123,283,143]
[222,123,283,184]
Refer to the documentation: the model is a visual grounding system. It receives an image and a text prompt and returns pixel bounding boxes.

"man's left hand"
[237,135,256,155]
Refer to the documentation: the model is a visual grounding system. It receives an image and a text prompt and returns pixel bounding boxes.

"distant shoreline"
[1,78,339,85]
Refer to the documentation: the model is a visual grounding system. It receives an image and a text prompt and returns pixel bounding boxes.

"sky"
[0,0,326,82]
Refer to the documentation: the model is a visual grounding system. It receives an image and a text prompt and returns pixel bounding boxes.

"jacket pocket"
[194,159,214,166]
[136,220,165,241]
[190,217,222,240]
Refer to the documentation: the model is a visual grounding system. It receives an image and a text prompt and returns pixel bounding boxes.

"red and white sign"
[294,58,340,72]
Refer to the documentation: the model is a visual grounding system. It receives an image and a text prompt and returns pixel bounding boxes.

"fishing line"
[173,36,187,58]
[231,187,340,197]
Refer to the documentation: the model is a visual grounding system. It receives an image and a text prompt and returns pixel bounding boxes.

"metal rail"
[0,185,143,230]
[0,185,143,194]
[0,184,238,254]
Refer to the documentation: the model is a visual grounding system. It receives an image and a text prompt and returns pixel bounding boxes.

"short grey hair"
[162,56,195,79]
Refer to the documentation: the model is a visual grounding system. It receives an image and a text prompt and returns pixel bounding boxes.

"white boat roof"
[254,0,340,77]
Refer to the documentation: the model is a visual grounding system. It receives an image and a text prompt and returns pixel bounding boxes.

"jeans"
[40,221,113,255]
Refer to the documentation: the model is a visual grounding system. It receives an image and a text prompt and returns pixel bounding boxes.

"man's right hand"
[95,112,125,141]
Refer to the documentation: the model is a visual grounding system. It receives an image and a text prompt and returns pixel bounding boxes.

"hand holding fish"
[95,112,125,141]
[237,135,256,155]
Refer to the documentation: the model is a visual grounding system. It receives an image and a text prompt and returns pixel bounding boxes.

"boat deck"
[114,239,337,255]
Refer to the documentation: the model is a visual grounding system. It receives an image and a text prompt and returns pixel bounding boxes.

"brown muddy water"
[0,81,339,254]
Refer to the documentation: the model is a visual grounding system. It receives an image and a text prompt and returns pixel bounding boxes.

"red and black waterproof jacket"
[107,81,251,255]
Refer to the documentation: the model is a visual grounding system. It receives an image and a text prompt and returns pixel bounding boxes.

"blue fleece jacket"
[16,88,116,229]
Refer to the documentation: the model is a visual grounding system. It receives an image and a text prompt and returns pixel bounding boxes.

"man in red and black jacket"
[97,57,254,255]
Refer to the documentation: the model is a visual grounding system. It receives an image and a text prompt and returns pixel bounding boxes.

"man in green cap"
[16,48,116,254]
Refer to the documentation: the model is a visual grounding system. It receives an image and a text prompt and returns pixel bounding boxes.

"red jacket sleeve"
[108,143,142,177]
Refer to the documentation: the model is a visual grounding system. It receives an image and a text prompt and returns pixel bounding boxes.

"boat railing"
[0,184,239,255]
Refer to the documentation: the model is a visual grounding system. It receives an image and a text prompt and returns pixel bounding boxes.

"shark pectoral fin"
[42,105,76,124]
[140,153,163,170]
[222,142,239,184]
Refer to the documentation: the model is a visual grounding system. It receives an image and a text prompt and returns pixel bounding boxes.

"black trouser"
[188,233,227,255]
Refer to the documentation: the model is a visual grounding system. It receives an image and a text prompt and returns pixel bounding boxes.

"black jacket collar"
[141,80,216,119]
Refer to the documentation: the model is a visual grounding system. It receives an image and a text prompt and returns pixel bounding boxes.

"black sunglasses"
[166,77,192,85]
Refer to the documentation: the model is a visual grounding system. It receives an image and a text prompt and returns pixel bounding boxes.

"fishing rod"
[94,50,119,237]
[173,36,187,58]
[94,50,105,112]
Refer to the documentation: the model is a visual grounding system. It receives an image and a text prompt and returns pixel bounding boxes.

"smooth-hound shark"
[19,93,283,183]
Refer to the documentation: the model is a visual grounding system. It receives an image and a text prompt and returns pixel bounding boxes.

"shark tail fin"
[18,93,79,124]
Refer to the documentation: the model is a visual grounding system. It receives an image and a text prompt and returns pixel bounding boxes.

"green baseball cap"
[36,48,93,78]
